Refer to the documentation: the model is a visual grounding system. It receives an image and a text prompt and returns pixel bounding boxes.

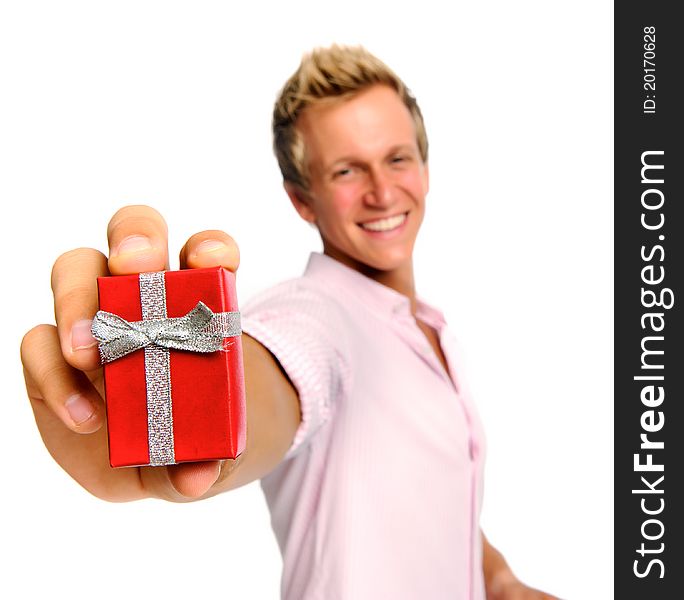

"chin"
[324,234,417,274]
[357,248,414,273]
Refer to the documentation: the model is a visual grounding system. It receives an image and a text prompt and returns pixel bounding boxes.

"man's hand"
[21,205,299,502]
[483,532,560,600]
[487,574,559,600]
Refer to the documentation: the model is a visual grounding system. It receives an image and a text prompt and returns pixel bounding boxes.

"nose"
[363,168,395,208]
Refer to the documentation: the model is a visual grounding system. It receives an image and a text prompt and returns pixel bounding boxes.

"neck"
[322,245,418,315]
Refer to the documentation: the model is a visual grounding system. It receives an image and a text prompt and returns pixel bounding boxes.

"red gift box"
[95,267,246,468]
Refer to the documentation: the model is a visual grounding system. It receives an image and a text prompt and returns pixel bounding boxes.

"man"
[21,45,556,599]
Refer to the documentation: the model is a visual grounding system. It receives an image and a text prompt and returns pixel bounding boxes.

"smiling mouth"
[358,212,408,232]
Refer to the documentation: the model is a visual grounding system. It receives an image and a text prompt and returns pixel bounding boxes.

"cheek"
[400,171,428,200]
[326,188,360,224]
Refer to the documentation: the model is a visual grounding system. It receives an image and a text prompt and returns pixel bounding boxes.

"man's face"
[288,84,429,275]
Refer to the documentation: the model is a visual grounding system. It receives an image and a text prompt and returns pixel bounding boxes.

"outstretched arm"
[21,205,301,503]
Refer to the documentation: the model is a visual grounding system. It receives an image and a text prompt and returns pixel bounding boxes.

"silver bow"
[92,301,241,364]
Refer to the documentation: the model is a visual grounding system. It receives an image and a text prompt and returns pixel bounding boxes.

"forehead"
[297,85,418,171]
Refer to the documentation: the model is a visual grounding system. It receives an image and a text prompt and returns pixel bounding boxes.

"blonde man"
[21,45,556,599]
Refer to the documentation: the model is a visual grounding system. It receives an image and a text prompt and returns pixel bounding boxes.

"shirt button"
[392,303,404,314]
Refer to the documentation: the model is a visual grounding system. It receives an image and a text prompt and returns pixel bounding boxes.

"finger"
[107,205,169,275]
[21,325,104,433]
[22,326,148,501]
[167,461,222,498]
[136,460,224,501]
[179,230,240,271]
[51,248,108,371]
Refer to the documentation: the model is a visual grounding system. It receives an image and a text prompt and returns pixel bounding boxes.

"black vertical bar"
[615,2,683,597]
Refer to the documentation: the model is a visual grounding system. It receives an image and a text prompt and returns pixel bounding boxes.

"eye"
[390,155,410,166]
[332,165,360,180]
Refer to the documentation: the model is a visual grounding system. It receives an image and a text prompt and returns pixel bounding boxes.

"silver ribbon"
[93,271,241,466]
[92,301,242,363]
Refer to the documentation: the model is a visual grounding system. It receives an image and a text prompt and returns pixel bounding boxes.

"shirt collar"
[302,252,447,329]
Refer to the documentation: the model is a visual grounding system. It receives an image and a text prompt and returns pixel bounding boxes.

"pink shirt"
[241,252,486,600]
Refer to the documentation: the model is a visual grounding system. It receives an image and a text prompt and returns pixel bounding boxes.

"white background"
[0,2,613,599]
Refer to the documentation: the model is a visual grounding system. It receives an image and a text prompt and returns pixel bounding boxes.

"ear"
[422,161,430,196]
[284,181,316,224]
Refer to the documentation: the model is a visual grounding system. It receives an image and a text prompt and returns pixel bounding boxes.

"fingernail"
[193,239,228,256]
[65,394,96,426]
[114,235,153,256]
[71,319,98,352]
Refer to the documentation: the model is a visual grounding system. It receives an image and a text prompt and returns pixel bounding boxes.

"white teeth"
[359,213,407,232]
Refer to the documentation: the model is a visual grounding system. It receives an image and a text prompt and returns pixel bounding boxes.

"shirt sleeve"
[240,279,349,460]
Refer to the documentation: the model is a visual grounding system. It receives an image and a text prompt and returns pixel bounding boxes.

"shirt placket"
[439,333,486,600]
[393,310,481,600]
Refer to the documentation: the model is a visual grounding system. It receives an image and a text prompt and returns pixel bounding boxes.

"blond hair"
[272,45,428,190]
